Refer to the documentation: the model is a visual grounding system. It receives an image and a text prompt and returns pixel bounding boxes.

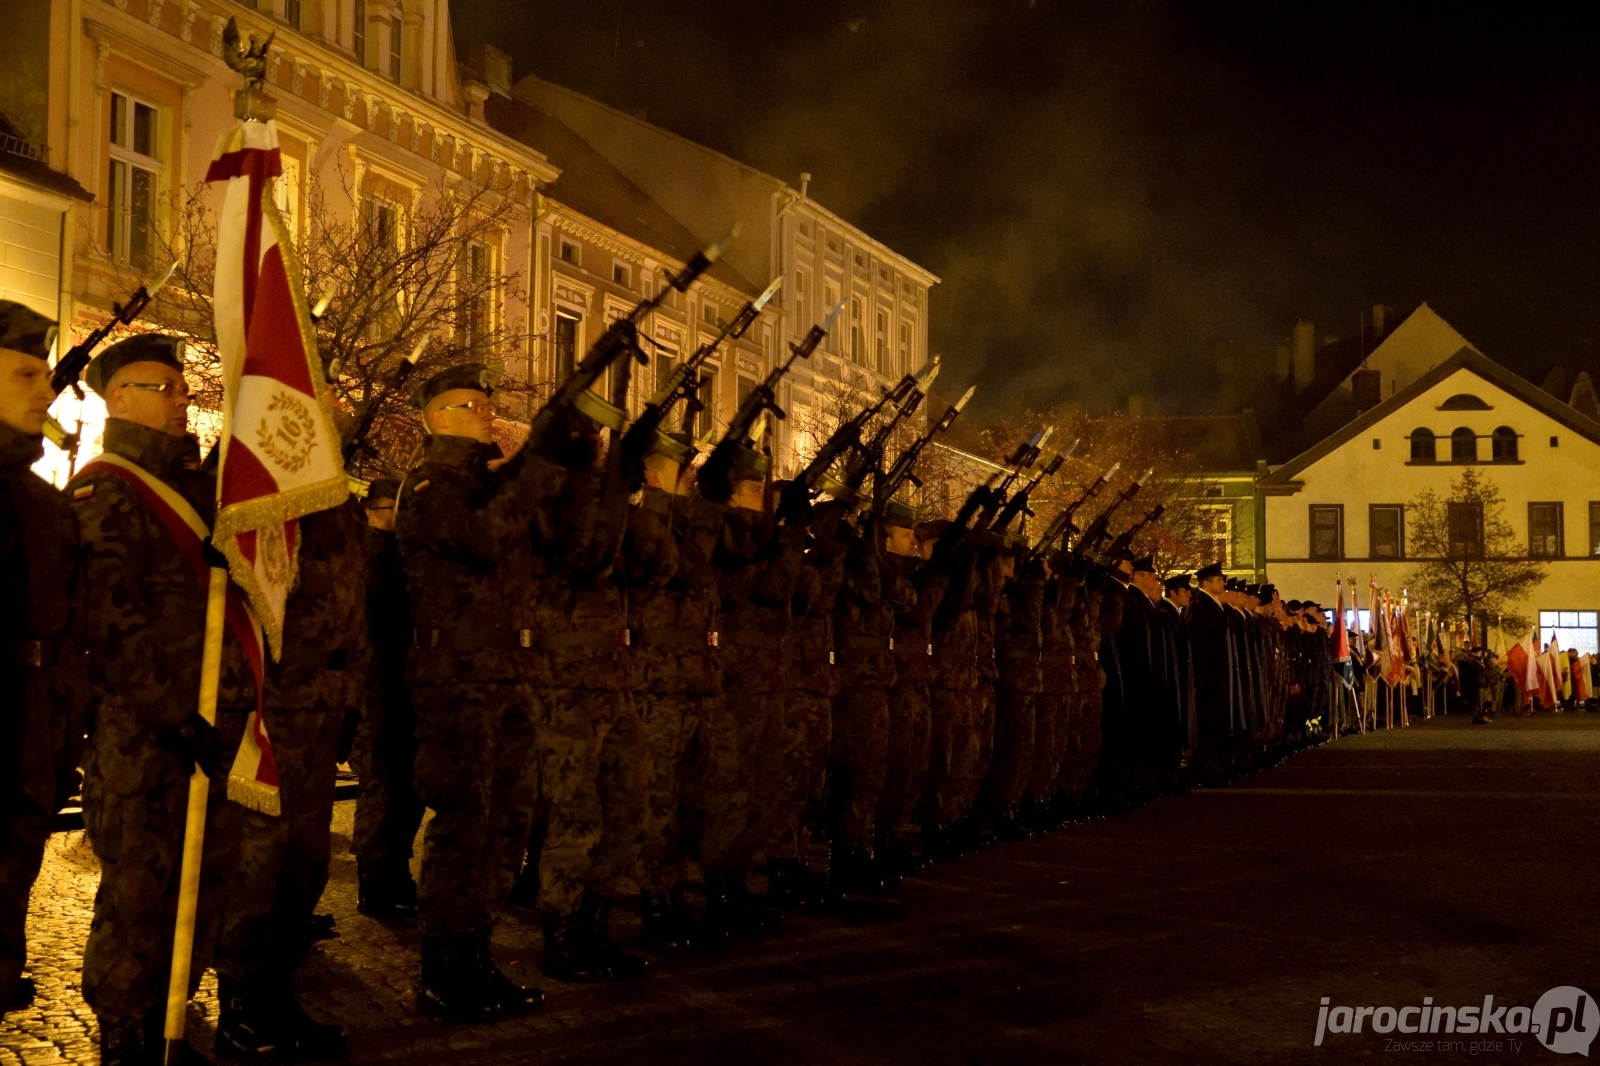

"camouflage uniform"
[395,434,560,937]
[0,422,85,1007]
[826,522,912,852]
[881,553,946,838]
[215,500,369,985]
[69,420,256,1030]
[777,539,848,862]
[1059,579,1105,799]
[959,551,1003,817]
[919,550,979,827]
[700,508,802,871]
[980,558,1045,814]
[620,489,722,895]
[351,522,425,875]
[1028,571,1079,805]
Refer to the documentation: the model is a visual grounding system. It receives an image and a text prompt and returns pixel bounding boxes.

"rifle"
[1097,503,1166,563]
[972,425,1053,530]
[794,357,936,505]
[342,336,427,464]
[877,383,976,500]
[531,227,737,434]
[1067,467,1153,560]
[51,261,178,397]
[1029,461,1119,561]
[842,357,943,506]
[988,438,1078,534]
[623,276,793,462]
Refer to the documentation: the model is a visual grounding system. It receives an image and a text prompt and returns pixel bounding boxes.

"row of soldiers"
[0,288,1338,1064]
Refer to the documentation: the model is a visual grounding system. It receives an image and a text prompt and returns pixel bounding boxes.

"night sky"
[453,1,1600,419]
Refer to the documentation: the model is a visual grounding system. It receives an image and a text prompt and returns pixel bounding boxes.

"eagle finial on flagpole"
[222,17,277,121]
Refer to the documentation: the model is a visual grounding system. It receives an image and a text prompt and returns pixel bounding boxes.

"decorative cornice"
[548,211,647,265]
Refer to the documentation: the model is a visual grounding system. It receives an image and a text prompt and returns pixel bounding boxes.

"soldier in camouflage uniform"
[0,303,85,1015]
[914,519,979,862]
[952,545,1003,853]
[979,539,1046,839]
[691,446,801,941]
[618,433,721,951]
[1059,565,1106,803]
[1027,561,1080,828]
[68,335,254,1065]
[212,497,368,1059]
[879,501,945,875]
[350,477,425,919]
[394,364,559,1020]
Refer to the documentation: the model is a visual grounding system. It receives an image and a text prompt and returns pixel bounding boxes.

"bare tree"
[107,163,529,475]
[1405,467,1545,634]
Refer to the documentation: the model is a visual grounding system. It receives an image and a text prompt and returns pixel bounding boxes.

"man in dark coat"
[1185,563,1233,784]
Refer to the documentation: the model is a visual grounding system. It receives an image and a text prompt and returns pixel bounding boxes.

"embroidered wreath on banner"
[255,390,319,474]
[257,522,291,591]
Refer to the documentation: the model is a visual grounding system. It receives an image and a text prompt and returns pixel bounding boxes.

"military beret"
[645,428,695,466]
[1163,573,1193,592]
[0,300,57,360]
[1132,554,1156,574]
[883,498,916,529]
[86,333,186,397]
[365,477,401,504]
[729,442,770,482]
[1196,561,1224,582]
[916,519,951,542]
[408,362,494,409]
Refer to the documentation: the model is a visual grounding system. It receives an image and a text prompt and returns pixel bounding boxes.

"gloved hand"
[156,712,226,779]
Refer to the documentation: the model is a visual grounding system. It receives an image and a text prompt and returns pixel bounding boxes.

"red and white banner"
[206,117,347,811]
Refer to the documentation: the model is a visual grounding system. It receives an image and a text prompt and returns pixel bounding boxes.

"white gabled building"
[1260,322,1600,653]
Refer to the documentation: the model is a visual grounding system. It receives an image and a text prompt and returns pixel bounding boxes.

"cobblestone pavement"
[5,711,1599,1064]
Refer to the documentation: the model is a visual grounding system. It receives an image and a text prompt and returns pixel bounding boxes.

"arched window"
[1410,428,1436,462]
[1439,393,1493,411]
[1451,427,1478,462]
[1491,426,1518,461]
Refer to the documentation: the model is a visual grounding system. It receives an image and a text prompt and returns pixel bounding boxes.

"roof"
[484,95,760,296]
[0,113,90,203]
[1144,412,1264,474]
[1259,346,1600,488]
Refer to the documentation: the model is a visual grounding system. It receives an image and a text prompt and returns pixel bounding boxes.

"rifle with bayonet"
[972,425,1053,532]
[621,277,790,470]
[1029,461,1120,562]
[532,227,738,437]
[1097,503,1166,563]
[1066,467,1153,561]
[50,261,178,397]
[844,358,943,506]
[877,383,975,501]
[342,335,427,464]
[988,438,1079,535]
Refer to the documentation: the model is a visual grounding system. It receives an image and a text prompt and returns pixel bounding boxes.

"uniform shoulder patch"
[71,484,96,502]
[412,479,431,494]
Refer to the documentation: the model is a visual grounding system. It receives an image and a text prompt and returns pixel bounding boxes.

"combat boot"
[873,826,920,879]
[97,1019,145,1066]
[506,852,541,909]
[266,991,349,1061]
[539,910,610,982]
[727,869,782,936]
[579,891,647,979]
[416,933,503,1022]
[473,928,544,1013]
[639,889,697,952]
[5,974,34,1012]
[142,1003,210,1064]
[990,805,1033,842]
[357,858,417,920]
[215,974,281,1059]
[698,872,734,950]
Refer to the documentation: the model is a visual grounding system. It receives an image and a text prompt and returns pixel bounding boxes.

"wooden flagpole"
[163,566,228,1064]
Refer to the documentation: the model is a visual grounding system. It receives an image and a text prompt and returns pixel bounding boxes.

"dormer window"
[1492,426,1519,461]
[1439,393,1492,411]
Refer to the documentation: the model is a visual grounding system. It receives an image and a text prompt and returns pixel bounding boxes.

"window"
[1369,505,1404,559]
[875,309,888,373]
[736,374,756,410]
[1591,502,1600,556]
[692,371,716,439]
[1450,427,1477,462]
[1198,506,1232,568]
[899,322,910,373]
[1447,501,1484,558]
[362,196,398,250]
[702,302,719,326]
[107,92,159,271]
[1492,426,1518,461]
[1409,428,1436,462]
[652,348,677,394]
[824,285,839,353]
[558,240,577,265]
[390,14,402,80]
[462,240,491,353]
[826,236,840,254]
[1529,502,1564,558]
[1372,438,1381,450]
[612,262,630,288]
[795,269,806,296]
[352,0,366,62]
[554,312,580,382]
[285,0,301,29]
[853,252,866,271]
[1540,611,1599,656]
[1309,505,1343,560]
[1439,393,1492,411]
[849,297,862,363]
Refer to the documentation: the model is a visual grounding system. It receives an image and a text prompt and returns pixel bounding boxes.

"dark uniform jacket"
[364,524,413,711]
[996,562,1046,695]
[890,553,947,687]
[395,434,564,687]
[833,522,912,691]
[930,550,980,694]
[265,500,370,713]
[1186,590,1232,741]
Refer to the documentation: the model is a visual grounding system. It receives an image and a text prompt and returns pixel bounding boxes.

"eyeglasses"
[438,399,491,414]
[122,381,192,400]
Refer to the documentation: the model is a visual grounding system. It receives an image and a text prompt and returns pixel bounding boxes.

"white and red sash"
[74,452,281,814]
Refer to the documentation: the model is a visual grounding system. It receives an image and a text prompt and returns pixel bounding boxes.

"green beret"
[0,300,57,360]
[729,442,770,482]
[86,333,185,397]
[883,498,916,529]
[365,477,401,503]
[572,388,626,432]
[915,519,950,541]
[646,428,695,465]
[408,362,494,409]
